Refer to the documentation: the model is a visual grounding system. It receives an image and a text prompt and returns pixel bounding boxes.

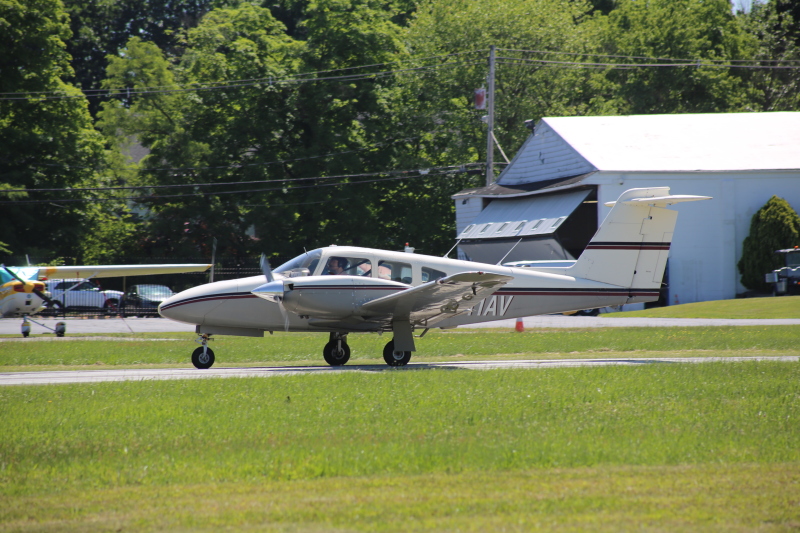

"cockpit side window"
[421,267,447,283]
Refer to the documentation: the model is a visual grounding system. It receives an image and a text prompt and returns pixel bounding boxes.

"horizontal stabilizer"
[604,194,712,207]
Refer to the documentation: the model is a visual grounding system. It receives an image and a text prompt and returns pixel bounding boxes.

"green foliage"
[403,0,601,170]
[737,0,800,111]
[0,0,107,260]
[737,195,800,292]
[63,0,220,116]
[592,0,756,114]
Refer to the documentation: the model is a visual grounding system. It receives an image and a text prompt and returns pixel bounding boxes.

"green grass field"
[607,295,800,319]
[1,362,799,531]
[1,323,799,531]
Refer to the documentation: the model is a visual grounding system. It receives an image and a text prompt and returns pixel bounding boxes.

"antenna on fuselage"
[496,238,523,266]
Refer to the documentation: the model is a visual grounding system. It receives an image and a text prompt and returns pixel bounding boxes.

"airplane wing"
[357,271,513,326]
[37,264,212,279]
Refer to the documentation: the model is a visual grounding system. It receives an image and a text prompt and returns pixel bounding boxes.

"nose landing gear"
[192,333,215,369]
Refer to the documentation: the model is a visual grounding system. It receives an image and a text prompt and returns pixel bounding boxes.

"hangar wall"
[587,171,800,303]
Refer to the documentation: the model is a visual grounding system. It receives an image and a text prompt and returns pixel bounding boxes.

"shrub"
[737,195,800,292]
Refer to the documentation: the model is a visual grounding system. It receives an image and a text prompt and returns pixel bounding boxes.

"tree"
[592,0,756,114]
[400,0,602,171]
[98,6,306,259]
[737,195,800,292]
[63,0,220,116]
[738,0,800,111]
[0,0,106,261]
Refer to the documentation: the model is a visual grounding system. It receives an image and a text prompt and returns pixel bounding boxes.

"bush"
[737,196,800,292]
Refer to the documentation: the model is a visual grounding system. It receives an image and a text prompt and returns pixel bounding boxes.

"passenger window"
[421,267,447,283]
[378,261,412,283]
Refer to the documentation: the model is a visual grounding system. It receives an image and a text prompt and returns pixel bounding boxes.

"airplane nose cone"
[252,280,285,303]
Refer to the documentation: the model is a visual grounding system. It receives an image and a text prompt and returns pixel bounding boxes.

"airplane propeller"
[0,264,58,310]
[258,254,290,331]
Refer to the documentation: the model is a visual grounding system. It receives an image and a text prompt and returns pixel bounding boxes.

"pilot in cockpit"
[326,257,348,275]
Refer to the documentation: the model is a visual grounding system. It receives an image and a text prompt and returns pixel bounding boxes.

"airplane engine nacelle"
[252,276,408,319]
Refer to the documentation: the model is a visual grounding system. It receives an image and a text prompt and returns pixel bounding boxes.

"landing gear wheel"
[191,346,215,369]
[323,341,350,366]
[383,340,411,366]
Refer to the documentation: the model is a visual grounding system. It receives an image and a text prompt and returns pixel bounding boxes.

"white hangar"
[453,112,800,305]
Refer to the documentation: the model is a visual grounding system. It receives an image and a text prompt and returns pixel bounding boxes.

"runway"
[2,356,797,386]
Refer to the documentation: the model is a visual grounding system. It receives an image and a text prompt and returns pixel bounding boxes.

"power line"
[0,50,486,97]
[498,47,800,65]
[3,163,470,193]
[497,56,800,70]
[31,134,431,174]
[0,165,483,204]
[0,59,484,101]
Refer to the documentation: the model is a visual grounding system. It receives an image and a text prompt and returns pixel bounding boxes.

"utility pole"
[485,45,496,187]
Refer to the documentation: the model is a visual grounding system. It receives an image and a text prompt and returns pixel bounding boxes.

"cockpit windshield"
[274,249,322,277]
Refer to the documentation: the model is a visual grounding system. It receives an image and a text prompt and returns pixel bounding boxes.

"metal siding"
[455,197,484,236]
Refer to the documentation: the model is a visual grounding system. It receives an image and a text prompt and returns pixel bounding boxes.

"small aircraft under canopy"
[1,263,211,336]
[159,187,710,369]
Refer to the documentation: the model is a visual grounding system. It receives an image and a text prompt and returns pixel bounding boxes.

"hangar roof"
[496,111,800,187]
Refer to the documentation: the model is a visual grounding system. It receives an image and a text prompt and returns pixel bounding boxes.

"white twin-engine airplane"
[159,187,710,369]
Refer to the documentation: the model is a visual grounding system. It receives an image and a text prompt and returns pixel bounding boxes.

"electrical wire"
[496,56,800,70]
[0,165,482,204]
[0,60,484,101]
[498,47,800,65]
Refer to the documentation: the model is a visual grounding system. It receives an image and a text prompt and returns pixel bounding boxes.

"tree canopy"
[2,0,799,265]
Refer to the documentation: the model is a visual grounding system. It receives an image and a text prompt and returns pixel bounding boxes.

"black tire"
[104,299,119,316]
[383,340,411,366]
[191,346,215,369]
[323,341,351,366]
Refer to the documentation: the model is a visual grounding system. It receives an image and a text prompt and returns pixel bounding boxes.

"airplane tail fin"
[568,187,710,290]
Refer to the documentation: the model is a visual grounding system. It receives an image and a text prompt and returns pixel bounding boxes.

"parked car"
[121,284,174,316]
[42,279,122,314]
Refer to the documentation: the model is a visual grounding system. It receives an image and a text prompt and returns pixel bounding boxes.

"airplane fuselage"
[159,245,653,336]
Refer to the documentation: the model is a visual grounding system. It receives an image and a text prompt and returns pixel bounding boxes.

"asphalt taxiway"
[2,356,797,386]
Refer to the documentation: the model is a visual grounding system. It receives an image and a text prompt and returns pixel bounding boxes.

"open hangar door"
[456,188,597,265]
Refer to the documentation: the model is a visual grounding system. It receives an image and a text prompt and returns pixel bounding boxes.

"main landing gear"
[323,332,351,366]
[382,340,411,366]
[187,332,413,369]
[19,316,66,338]
[192,333,215,369]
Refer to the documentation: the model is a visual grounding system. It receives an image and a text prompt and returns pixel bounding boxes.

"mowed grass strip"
[2,464,797,532]
[1,362,799,530]
[2,326,799,369]
[607,295,800,319]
